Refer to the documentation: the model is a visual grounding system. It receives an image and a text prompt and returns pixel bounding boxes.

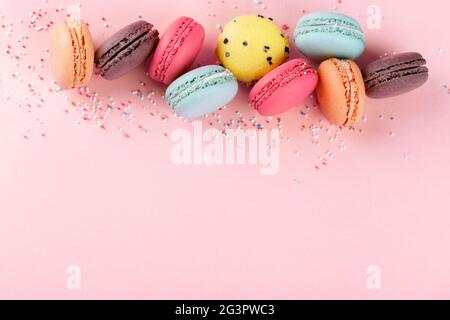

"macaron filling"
[65,19,87,86]
[167,69,235,109]
[96,24,157,75]
[332,59,360,126]
[295,16,365,43]
[154,18,197,82]
[251,61,316,111]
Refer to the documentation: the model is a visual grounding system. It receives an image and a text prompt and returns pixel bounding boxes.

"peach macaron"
[316,58,366,127]
[50,18,95,90]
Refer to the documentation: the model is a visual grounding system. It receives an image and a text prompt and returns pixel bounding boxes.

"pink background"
[0,0,449,299]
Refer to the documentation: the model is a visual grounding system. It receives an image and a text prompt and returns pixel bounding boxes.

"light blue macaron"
[294,12,365,61]
[165,65,239,118]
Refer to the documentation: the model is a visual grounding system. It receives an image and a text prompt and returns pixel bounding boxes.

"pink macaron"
[249,59,318,116]
[149,17,205,85]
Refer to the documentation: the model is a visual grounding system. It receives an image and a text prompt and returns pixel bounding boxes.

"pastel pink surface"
[0,0,450,300]
[148,17,205,85]
[250,59,318,116]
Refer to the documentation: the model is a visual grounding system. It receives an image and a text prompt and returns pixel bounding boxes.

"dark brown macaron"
[363,52,429,99]
[95,21,159,80]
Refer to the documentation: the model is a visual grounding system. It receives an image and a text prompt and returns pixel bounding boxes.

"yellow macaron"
[216,15,289,84]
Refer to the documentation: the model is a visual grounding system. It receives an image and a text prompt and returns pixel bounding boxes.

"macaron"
[50,18,95,90]
[95,21,159,80]
[216,15,289,84]
[165,65,238,118]
[149,17,205,85]
[363,52,429,99]
[249,59,318,116]
[316,58,366,127]
[294,12,365,61]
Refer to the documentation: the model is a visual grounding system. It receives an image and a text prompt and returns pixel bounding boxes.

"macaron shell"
[216,15,289,84]
[249,59,318,116]
[295,31,364,61]
[363,52,429,98]
[149,17,205,85]
[95,21,151,62]
[363,52,426,76]
[366,70,429,99]
[50,21,75,89]
[50,20,94,89]
[103,32,158,80]
[316,59,365,127]
[95,21,159,80]
[174,79,238,118]
[349,61,366,126]
[81,23,95,86]
[166,65,238,118]
[294,12,365,60]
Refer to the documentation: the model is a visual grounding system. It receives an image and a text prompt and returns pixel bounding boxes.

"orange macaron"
[50,18,95,90]
[316,58,366,127]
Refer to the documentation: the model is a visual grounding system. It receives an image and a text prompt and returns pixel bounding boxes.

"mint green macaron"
[165,65,238,118]
[294,12,365,61]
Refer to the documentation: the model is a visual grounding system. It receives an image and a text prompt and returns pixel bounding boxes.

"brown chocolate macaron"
[363,52,429,99]
[95,21,159,80]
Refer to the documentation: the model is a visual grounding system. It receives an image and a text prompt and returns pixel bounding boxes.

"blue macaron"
[165,65,239,118]
[294,12,365,61]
